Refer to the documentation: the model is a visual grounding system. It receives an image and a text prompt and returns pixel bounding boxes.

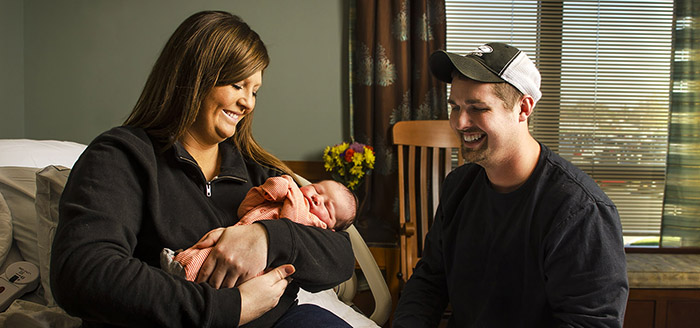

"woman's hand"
[193,223,269,288]
[238,264,295,325]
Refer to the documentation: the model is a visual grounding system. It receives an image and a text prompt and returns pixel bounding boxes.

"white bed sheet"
[0,139,86,169]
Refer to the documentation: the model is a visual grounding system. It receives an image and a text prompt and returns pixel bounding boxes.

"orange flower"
[344,148,355,162]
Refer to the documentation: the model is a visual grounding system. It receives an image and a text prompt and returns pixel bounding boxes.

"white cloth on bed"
[297,288,380,328]
[0,139,86,169]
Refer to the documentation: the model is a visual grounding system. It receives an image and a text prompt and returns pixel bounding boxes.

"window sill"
[626,252,700,289]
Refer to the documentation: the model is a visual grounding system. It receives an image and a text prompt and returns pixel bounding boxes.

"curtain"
[660,0,700,247]
[349,0,447,245]
[661,0,700,247]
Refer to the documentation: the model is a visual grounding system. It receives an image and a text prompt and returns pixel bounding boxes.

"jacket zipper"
[178,156,213,197]
[177,155,247,197]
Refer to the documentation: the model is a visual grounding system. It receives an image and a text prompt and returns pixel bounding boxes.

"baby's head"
[299,180,357,231]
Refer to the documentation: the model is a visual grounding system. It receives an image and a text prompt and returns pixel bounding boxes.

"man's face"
[448,76,522,168]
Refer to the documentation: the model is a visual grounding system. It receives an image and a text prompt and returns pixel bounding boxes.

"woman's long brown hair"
[124,11,293,177]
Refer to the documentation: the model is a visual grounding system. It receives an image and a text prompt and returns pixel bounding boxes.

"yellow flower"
[352,152,363,166]
[322,141,376,190]
[364,149,375,167]
[350,164,364,177]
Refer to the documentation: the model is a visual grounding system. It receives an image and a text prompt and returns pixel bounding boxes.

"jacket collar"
[171,139,249,182]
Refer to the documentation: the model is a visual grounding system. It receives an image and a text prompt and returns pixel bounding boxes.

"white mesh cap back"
[501,52,542,104]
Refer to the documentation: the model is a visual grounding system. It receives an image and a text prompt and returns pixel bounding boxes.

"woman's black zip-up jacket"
[50,126,354,327]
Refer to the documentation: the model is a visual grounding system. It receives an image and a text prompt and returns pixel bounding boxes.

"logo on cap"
[468,45,493,57]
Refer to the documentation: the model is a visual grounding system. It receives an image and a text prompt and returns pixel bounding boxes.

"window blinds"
[446,0,674,236]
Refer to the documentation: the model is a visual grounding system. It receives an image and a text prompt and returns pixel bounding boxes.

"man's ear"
[518,95,535,122]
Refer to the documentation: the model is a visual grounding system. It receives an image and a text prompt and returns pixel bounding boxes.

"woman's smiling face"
[188,70,262,145]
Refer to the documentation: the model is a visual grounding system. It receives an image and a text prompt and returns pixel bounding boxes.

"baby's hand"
[263,189,275,201]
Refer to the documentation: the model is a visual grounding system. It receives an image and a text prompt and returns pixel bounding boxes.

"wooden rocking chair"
[392,120,463,285]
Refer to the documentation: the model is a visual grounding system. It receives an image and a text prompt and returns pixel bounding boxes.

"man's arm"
[544,202,629,327]
[393,205,450,327]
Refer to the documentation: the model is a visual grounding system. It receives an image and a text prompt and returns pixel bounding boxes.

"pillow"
[0,193,13,265]
[0,167,42,267]
[0,139,86,168]
[35,165,71,306]
[0,139,87,285]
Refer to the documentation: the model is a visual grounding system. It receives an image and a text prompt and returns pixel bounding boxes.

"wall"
[12,0,346,161]
[0,0,24,138]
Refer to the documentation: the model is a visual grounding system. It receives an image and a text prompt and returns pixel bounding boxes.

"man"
[392,43,628,327]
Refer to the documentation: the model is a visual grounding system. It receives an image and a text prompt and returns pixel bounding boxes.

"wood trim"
[625,247,700,254]
[283,160,332,182]
[630,289,700,300]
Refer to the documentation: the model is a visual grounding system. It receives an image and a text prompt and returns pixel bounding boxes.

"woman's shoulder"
[92,126,152,145]
[77,126,161,165]
[87,126,162,154]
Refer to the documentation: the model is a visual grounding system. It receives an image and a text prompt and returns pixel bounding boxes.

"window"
[446,0,675,243]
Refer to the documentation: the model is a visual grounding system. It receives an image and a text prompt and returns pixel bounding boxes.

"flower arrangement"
[323,141,376,190]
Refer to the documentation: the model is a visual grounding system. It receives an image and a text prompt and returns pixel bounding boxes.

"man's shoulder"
[447,162,481,179]
[539,144,614,206]
[439,163,485,207]
[444,163,481,187]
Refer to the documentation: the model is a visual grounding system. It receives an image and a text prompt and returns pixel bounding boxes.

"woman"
[50,11,354,327]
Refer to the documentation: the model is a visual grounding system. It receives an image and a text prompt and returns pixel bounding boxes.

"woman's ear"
[518,95,535,123]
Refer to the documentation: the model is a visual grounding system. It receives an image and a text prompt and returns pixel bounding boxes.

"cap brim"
[429,50,506,84]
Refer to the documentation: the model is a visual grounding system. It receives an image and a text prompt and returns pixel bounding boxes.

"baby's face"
[300,180,353,229]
